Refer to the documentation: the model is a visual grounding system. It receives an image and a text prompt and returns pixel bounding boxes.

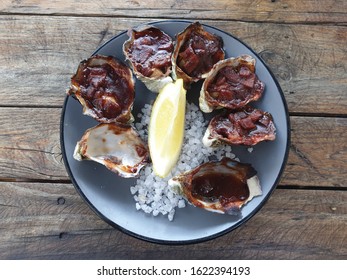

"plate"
[60,20,290,244]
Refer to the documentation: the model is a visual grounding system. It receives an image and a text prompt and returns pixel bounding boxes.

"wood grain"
[0,0,345,262]
[0,16,346,114]
[283,117,347,187]
[0,182,345,259]
[0,108,346,187]
[0,108,65,181]
[1,0,347,24]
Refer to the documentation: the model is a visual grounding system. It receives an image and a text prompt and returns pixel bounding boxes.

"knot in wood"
[57,197,65,205]
[259,50,293,82]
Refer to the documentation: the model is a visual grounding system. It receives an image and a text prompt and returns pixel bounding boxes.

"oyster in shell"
[68,54,135,123]
[73,123,149,178]
[169,158,262,215]
[199,55,264,113]
[172,22,225,88]
[203,106,276,147]
[123,25,174,92]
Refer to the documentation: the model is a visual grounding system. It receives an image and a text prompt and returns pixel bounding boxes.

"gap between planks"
[0,12,347,26]
[0,178,345,191]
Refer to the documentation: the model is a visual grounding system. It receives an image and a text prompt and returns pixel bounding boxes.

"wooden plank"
[0,16,346,114]
[1,0,347,24]
[0,107,346,187]
[281,117,347,187]
[0,108,66,181]
[0,182,345,259]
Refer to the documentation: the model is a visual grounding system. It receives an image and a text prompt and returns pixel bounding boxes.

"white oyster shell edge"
[73,124,148,178]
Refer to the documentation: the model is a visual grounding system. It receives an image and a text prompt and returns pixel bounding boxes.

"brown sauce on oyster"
[125,27,173,78]
[207,65,264,109]
[68,55,135,123]
[204,106,276,147]
[177,29,224,78]
[169,158,262,214]
[200,55,264,113]
[191,165,251,206]
[123,25,174,92]
[172,22,225,87]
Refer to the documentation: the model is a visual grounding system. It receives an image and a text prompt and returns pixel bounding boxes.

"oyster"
[169,158,262,215]
[73,123,149,178]
[199,55,265,113]
[68,54,135,123]
[123,25,174,92]
[203,106,276,147]
[172,22,225,88]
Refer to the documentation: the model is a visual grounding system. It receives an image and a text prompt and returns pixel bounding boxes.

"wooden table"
[0,0,346,259]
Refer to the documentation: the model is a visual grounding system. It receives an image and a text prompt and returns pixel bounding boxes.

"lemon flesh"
[148,79,186,178]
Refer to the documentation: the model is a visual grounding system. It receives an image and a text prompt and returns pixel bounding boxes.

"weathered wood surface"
[1,0,347,24]
[1,107,346,187]
[0,15,346,114]
[1,0,346,260]
[0,182,345,259]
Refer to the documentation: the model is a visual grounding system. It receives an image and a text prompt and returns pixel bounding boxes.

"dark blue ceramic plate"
[61,20,290,244]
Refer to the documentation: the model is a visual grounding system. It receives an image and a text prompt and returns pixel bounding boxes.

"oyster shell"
[73,123,149,178]
[203,106,276,147]
[199,55,265,113]
[123,25,174,92]
[68,54,135,123]
[168,158,262,215]
[172,22,225,88]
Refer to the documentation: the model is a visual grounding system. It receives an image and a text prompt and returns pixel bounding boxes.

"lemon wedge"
[148,79,186,178]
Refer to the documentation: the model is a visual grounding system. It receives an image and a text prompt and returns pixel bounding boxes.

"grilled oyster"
[199,55,264,113]
[123,25,174,92]
[172,22,225,88]
[203,106,276,147]
[168,158,262,215]
[68,54,135,123]
[73,123,149,178]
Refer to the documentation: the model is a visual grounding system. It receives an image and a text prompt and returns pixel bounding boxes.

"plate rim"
[60,19,291,245]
